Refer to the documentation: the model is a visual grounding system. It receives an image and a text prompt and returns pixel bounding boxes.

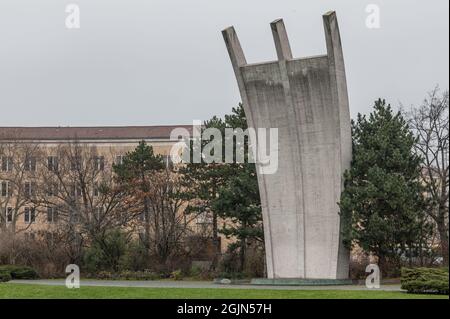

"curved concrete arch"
[222,11,352,279]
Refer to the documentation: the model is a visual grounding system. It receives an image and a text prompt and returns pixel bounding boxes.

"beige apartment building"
[0,126,181,224]
[0,125,228,253]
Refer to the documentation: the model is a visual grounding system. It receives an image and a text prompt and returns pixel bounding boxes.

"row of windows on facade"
[23,231,84,243]
[2,207,43,223]
[1,155,173,173]
[22,231,74,242]
[0,181,36,197]
[0,156,107,172]
[2,208,212,230]
[0,181,106,198]
[1,207,107,224]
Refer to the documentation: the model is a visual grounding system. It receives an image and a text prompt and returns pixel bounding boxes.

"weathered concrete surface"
[222,11,352,279]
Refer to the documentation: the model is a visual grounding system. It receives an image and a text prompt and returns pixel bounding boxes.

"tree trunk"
[210,211,220,271]
[377,254,387,277]
[239,238,246,272]
[408,243,413,267]
[143,196,151,265]
[418,236,424,267]
[437,214,449,266]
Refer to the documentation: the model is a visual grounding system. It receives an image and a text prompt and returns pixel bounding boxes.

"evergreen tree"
[113,141,165,258]
[340,99,428,272]
[179,105,263,271]
[114,141,164,182]
[212,105,263,272]
[177,116,229,270]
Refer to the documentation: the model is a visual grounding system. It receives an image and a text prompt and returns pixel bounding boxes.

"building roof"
[0,125,193,141]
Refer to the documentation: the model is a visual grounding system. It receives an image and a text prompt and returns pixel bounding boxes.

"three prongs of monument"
[222,11,341,66]
[270,18,293,61]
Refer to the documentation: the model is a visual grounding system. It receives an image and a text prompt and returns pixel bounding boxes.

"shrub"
[242,242,265,278]
[170,269,183,281]
[401,267,449,295]
[118,270,134,280]
[218,249,241,274]
[0,265,39,280]
[189,266,213,280]
[216,241,265,279]
[0,232,72,278]
[118,241,149,271]
[138,271,160,281]
[11,267,39,280]
[120,270,160,281]
[0,270,12,282]
[217,272,245,280]
[83,229,129,273]
[83,246,106,273]
[96,271,113,280]
[189,265,203,278]
[88,270,161,281]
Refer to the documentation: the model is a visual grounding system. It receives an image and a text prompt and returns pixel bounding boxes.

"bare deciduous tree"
[134,170,199,267]
[35,141,137,263]
[407,87,449,266]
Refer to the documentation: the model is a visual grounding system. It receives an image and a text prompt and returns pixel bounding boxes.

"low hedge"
[0,270,12,282]
[0,265,39,280]
[401,267,449,295]
[88,270,161,281]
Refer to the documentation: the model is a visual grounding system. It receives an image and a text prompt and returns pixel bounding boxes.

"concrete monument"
[222,11,352,280]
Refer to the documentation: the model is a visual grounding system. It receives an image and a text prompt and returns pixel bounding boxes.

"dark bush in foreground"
[401,267,449,295]
[0,265,39,280]
[86,270,161,281]
[0,270,12,282]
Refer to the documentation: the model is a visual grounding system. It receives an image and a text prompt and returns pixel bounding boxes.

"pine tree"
[114,141,164,182]
[212,105,263,272]
[113,141,165,259]
[179,105,263,271]
[177,116,229,270]
[340,99,429,273]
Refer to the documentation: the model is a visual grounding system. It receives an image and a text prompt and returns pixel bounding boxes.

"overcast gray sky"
[0,0,448,127]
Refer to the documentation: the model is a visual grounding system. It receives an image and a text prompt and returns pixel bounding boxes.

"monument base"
[250,278,353,286]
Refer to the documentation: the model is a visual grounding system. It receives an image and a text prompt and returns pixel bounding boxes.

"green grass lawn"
[0,283,448,299]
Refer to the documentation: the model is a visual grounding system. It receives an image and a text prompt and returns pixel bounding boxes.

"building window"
[47,207,57,223]
[0,181,10,197]
[45,231,58,244]
[70,184,82,198]
[24,182,36,197]
[70,210,80,223]
[6,208,13,223]
[93,183,99,197]
[47,156,59,172]
[94,156,105,171]
[94,207,104,221]
[115,155,124,165]
[24,207,36,224]
[71,156,81,171]
[24,157,36,172]
[1,157,13,172]
[24,232,35,241]
[46,183,58,197]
